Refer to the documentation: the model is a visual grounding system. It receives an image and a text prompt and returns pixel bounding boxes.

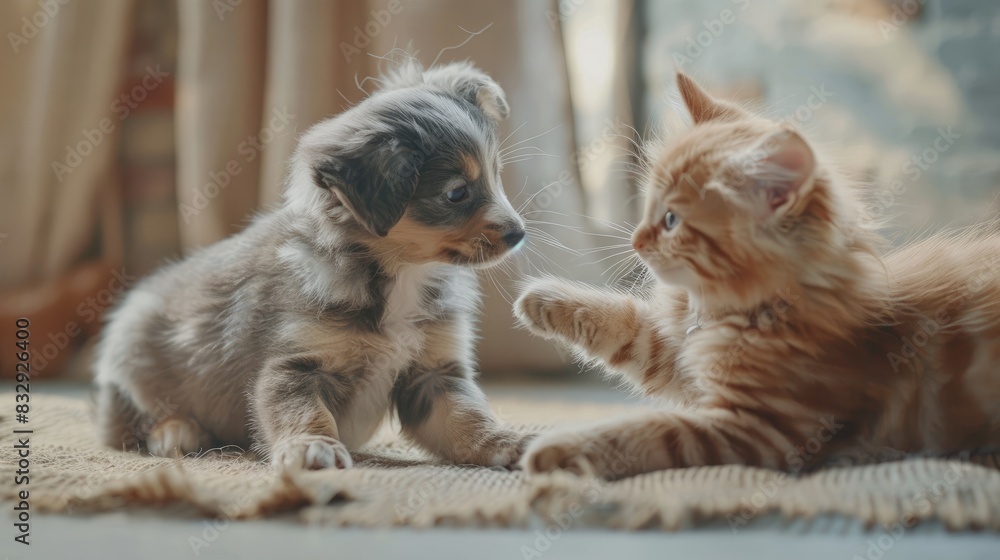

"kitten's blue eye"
[664,211,680,230]
[445,186,468,203]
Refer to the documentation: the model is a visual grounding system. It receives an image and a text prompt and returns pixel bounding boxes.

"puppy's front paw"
[147,417,212,458]
[486,431,538,468]
[271,435,352,471]
[514,280,577,339]
[460,430,536,468]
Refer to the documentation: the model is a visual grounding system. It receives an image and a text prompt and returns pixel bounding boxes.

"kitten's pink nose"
[632,230,649,251]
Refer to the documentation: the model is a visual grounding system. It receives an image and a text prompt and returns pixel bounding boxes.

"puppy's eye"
[445,185,469,203]
[664,211,680,230]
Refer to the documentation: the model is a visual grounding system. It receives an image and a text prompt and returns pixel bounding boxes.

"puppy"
[95,61,531,470]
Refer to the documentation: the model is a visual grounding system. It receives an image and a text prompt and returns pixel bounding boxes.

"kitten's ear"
[736,129,816,216]
[676,72,747,124]
[313,136,421,237]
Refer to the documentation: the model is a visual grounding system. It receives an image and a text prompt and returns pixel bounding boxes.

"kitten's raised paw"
[146,416,212,458]
[271,435,352,471]
[514,280,575,338]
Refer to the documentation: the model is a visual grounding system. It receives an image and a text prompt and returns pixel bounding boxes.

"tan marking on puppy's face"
[377,208,511,266]
[366,145,524,268]
[461,153,481,182]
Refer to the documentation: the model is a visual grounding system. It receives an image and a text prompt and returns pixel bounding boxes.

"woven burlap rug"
[3,392,1000,530]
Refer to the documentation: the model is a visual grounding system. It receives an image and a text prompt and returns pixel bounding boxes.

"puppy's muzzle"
[502,228,527,250]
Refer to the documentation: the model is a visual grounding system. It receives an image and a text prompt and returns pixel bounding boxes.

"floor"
[7,380,1000,560]
[21,515,1000,560]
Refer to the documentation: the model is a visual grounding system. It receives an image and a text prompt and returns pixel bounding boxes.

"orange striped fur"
[515,72,1000,479]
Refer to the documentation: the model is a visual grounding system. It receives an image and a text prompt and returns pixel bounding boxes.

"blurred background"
[1,0,997,380]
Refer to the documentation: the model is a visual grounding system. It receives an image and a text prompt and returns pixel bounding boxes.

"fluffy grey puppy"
[95,62,532,470]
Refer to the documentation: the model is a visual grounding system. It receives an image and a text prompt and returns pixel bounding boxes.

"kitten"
[95,61,532,470]
[515,72,1000,478]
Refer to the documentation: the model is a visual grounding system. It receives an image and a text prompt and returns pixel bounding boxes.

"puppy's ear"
[455,75,509,122]
[424,62,509,122]
[314,136,420,237]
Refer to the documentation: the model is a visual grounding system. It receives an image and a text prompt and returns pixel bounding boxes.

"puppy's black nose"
[502,229,526,249]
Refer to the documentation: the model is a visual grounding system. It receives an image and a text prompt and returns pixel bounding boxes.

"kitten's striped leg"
[524,407,835,478]
[515,278,685,394]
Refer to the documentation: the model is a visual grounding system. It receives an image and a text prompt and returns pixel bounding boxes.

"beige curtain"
[563,0,640,227]
[174,0,371,247]
[1,0,638,376]
[0,0,133,285]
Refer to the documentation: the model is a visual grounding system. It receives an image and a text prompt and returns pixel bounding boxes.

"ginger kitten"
[515,72,1000,478]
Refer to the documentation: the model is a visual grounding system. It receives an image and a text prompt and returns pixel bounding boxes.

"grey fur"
[391,361,465,427]
[95,61,530,469]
